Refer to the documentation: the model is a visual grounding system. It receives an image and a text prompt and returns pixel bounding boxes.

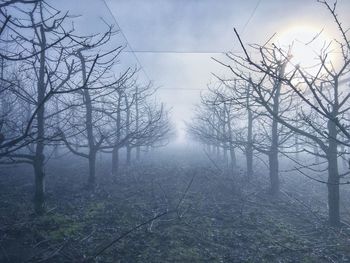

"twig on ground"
[90,171,197,259]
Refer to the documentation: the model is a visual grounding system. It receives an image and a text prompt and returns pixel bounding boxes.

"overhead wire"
[101,0,153,83]
[241,0,262,35]
[122,50,241,54]
[100,0,262,91]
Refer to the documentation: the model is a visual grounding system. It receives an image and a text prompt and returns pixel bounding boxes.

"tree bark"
[268,151,279,195]
[88,150,96,188]
[136,146,140,161]
[269,84,281,194]
[223,144,228,164]
[125,96,131,166]
[269,114,279,195]
[246,87,253,179]
[327,118,340,226]
[225,105,236,176]
[135,86,141,161]
[126,146,131,166]
[34,25,46,214]
[112,94,122,176]
[78,50,96,187]
[229,143,237,173]
[245,84,253,181]
[112,146,119,176]
[33,154,45,214]
[268,63,285,195]
[295,134,299,161]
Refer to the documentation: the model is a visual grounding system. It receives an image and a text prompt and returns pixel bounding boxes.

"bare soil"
[1,152,350,262]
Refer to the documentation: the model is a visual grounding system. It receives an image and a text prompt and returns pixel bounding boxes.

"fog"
[1,0,350,262]
[49,0,350,143]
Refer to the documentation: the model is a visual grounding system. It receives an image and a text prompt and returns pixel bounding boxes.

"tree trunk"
[112,94,122,175]
[327,118,340,226]
[223,143,228,167]
[269,113,279,195]
[268,151,279,195]
[295,134,299,161]
[136,146,141,161]
[125,96,131,166]
[88,151,96,188]
[246,83,253,179]
[54,98,60,158]
[126,146,131,166]
[135,86,141,161]
[33,154,45,214]
[206,144,210,154]
[216,145,220,159]
[314,144,320,164]
[34,105,46,213]
[327,152,340,226]
[246,109,253,179]
[268,64,284,195]
[229,143,236,175]
[112,146,119,176]
[34,25,46,214]
[226,106,236,176]
[222,108,228,167]
[208,144,213,154]
[78,50,96,187]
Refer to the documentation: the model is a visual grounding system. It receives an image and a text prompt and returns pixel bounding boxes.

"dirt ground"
[1,150,350,262]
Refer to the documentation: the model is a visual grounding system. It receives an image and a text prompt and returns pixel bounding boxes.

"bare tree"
[216,0,350,226]
[59,29,133,187]
[0,1,85,213]
[0,1,108,213]
[187,85,242,175]
[210,78,256,179]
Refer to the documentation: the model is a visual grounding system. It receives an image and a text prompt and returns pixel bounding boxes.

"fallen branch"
[90,171,197,260]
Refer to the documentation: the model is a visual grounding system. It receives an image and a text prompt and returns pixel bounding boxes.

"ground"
[1,149,350,262]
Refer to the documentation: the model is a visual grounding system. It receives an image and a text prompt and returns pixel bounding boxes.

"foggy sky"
[49,0,350,143]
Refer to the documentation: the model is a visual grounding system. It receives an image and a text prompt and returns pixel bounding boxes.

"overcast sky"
[51,0,350,143]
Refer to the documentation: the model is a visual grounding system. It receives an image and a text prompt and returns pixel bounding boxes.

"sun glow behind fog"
[275,25,338,72]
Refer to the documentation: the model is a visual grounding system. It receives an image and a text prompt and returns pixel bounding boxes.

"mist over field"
[1,0,350,262]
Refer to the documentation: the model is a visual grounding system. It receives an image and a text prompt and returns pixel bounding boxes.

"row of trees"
[0,0,171,214]
[188,0,350,226]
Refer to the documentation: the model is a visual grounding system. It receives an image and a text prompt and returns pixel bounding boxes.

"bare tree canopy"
[2,0,350,262]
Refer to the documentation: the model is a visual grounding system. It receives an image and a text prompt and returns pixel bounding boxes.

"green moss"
[48,222,82,240]
[301,255,317,263]
[85,201,106,219]
[35,213,83,241]
[167,245,203,262]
